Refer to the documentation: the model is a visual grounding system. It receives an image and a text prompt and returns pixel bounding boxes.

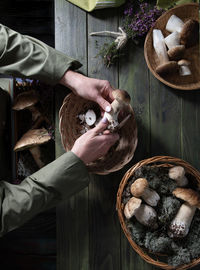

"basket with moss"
[116,156,200,269]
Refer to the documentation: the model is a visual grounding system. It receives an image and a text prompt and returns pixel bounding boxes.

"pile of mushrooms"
[78,89,131,133]
[124,165,200,240]
[153,14,199,76]
[13,90,51,168]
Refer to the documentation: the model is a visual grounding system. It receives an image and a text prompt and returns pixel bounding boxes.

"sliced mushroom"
[130,178,160,207]
[85,109,96,126]
[124,197,158,229]
[14,128,51,168]
[168,166,188,187]
[104,89,131,130]
[168,188,200,238]
[153,29,179,75]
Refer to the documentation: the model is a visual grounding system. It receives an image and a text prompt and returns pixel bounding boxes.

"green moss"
[158,196,181,225]
[167,248,191,267]
[144,231,173,254]
[126,219,146,246]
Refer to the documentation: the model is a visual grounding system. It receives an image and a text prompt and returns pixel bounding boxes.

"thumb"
[96,96,112,112]
[93,116,109,134]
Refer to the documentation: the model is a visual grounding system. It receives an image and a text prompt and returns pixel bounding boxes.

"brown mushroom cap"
[168,45,185,61]
[14,128,51,151]
[13,90,39,111]
[180,19,199,48]
[112,89,131,104]
[124,197,142,219]
[130,178,149,197]
[156,61,179,75]
[178,59,191,66]
[173,188,200,208]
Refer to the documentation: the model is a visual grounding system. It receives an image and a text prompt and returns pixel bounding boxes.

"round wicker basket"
[59,93,138,175]
[116,156,200,270]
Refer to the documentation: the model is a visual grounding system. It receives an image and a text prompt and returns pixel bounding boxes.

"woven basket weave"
[116,156,200,270]
[59,93,138,174]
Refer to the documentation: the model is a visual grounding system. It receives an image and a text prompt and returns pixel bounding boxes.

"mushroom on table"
[130,178,160,207]
[124,197,158,229]
[168,187,200,238]
[14,128,51,168]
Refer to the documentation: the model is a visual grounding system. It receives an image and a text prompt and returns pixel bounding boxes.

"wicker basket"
[116,156,200,270]
[59,93,138,174]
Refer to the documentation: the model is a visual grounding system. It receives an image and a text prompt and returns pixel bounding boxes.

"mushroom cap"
[168,45,185,61]
[156,61,179,75]
[13,90,39,111]
[112,89,131,104]
[14,128,51,151]
[169,166,185,180]
[178,59,191,66]
[130,178,149,197]
[124,197,142,219]
[173,188,200,208]
[180,19,199,48]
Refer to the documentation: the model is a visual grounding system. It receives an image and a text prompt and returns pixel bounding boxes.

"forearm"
[0,24,82,85]
[0,151,89,236]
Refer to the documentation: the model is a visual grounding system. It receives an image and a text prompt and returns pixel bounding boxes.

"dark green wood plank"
[150,77,182,157]
[55,1,89,270]
[88,9,121,270]
[119,40,153,270]
[181,91,200,171]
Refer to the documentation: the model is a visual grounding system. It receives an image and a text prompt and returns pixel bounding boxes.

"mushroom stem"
[166,15,184,33]
[178,60,191,76]
[153,29,168,64]
[168,203,196,238]
[135,204,158,229]
[164,31,180,49]
[29,146,45,168]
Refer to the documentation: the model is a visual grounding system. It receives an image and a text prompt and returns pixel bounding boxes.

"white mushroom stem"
[141,188,160,207]
[164,31,180,49]
[169,166,188,187]
[29,146,45,168]
[104,99,122,128]
[135,204,158,229]
[85,109,96,126]
[178,60,191,76]
[168,203,196,238]
[166,15,184,33]
[153,29,169,64]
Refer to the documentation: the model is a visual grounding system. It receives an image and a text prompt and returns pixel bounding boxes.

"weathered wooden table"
[55,1,200,269]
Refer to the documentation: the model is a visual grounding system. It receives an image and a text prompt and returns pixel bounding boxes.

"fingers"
[96,95,112,112]
[93,116,109,134]
[99,132,120,146]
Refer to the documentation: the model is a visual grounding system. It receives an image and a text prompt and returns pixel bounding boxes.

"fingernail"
[105,106,111,112]
[101,116,108,123]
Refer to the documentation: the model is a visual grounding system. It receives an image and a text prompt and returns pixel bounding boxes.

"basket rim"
[116,155,200,270]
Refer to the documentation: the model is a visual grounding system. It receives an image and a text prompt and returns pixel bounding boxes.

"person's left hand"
[59,70,114,112]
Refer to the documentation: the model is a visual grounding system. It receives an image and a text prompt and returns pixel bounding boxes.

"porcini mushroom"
[168,188,200,238]
[166,15,199,48]
[130,178,160,206]
[168,166,188,187]
[153,29,179,75]
[178,59,191,76]
[14,128,51,168]
[13,90,41,122]
[124,197,158,229]
[164,32,185,60]
[104,89,131,130]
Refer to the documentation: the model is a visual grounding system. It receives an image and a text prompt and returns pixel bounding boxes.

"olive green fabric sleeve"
[0,24,82,85]
[0,151,89,237]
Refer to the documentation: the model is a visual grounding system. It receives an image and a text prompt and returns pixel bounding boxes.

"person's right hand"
[71,117,119,164]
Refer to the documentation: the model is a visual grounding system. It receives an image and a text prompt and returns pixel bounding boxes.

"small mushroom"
[168,166,188,187]
[104,89,131,130]
[166,15,199,48]
[178,59,191,76]
[168,188,200,238]
[13,90,41,122]
[164,32,185,60]
[14,128,51,168]
[130,178,160,207]
[153,29,179,75]
[124,197,158,229]
[85,109,96,126]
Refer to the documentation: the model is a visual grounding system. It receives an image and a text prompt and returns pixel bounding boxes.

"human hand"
[60,70,114,112]
[71,117,119,164]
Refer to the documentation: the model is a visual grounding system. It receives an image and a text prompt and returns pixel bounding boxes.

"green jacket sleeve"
[0,151,89,237]
[0,24,82,85]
